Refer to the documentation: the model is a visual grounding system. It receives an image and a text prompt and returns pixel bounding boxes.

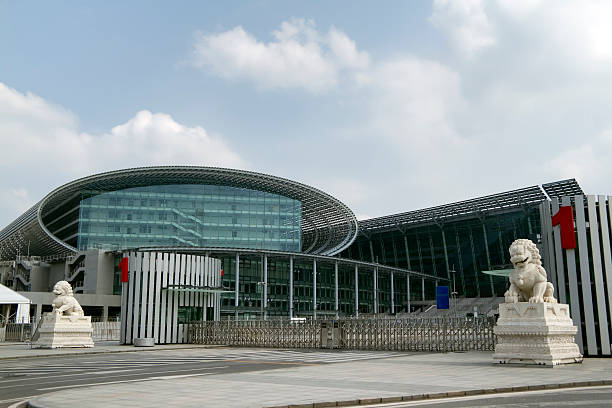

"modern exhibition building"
[1,168,611,355]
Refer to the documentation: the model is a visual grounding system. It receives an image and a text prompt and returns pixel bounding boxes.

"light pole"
[450,265,458,316]
[257,281,267,320]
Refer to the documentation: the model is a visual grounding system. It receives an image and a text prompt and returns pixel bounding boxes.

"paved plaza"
[0,346,608,408]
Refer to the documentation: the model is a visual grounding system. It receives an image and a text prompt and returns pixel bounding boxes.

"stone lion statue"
[52,281,84,317]
[504,239,557,304]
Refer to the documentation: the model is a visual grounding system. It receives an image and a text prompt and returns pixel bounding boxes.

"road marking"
[7,399,30,408]
[37,373,213,391]
[1,366,228,389]
[0,395,38,404]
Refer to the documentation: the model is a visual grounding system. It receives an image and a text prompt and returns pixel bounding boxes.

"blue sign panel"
[436,286,449,309]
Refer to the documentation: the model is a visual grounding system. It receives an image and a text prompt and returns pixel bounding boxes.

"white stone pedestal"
[493,302,582,366]
[33,312,94,349]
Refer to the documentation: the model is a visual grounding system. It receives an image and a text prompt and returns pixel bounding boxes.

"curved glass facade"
[76,184,302,252]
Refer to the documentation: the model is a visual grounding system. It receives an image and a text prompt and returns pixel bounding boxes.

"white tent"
[0,283,31,323]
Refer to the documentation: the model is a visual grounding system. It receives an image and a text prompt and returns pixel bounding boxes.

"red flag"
[119,257,129,282]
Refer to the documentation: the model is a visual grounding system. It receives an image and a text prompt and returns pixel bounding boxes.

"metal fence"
[0,319,120,342]
[0,321,32,342]
[92,321,120,341]
[188,317,497,352]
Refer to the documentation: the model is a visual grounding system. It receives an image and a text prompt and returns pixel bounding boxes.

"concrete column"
[334,261,339,319]
[373,267,378,314]
[289,256,294,319]
[406,276,411,313]
[102,305,108,322]
[235,253,240,320]
[263,254,268,320]
[35,303,42,325]
[390,271,395,314]
[422,277,425,301]
[354,265,359,317]
[313,260,317,320]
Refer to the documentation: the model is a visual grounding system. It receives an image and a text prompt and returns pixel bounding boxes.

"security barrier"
[187,317,496,352]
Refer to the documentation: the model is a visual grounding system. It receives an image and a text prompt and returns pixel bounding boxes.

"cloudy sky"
[1,1,612,228]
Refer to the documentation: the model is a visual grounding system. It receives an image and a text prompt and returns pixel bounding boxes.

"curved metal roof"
[0,166,358,259]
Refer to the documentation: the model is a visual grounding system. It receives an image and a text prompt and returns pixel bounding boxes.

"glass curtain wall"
[76,184,301,252]
[342,208,541,298]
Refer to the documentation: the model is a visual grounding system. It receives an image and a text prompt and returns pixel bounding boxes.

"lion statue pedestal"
[33,281,94,349]
[493,239,582,366]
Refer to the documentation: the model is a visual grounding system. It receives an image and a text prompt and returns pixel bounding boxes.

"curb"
[264,380,612,408]
[0,344,227,361]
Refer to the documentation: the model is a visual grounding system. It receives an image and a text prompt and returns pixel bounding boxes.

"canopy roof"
[0,283,31,304]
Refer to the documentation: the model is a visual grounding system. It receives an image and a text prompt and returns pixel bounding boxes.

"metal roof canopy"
[128,246,447,281]
[0,166,359,259]
[541,178,584,200]
[358,184,552,234]
[0,283,31,304]
[163,285,234,294]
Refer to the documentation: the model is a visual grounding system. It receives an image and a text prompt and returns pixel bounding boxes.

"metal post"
[334,261,339,319]
[289,256,294,319]
[263,254,268,320]
[235,253,239,320]
[450,265,457,317]
[406,275,411,313]
[422,277,425,301]
[390,271,394,314]
[354,264,359,317]
[373,267,378,314]
[313,260,317,320]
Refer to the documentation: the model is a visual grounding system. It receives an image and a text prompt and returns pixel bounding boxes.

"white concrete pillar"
[334,261,339,319]
[390,271,394,314]
[422,277,425,301]
[373,267,378,314]
[263,254,268,320]
[235,253,239,320]
[406,276,411,313]
[289,256,294,319]
[313,260,317,320]
[354,264,359,317]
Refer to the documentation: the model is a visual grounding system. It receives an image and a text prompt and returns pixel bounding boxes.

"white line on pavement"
[37,373,213,391]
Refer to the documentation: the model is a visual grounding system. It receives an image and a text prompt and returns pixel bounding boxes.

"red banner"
[119,257,129,282]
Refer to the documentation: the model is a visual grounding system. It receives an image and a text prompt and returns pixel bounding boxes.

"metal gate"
[188,317,496,352]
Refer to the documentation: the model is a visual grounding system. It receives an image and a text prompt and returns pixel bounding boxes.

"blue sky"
[2,1,612,228]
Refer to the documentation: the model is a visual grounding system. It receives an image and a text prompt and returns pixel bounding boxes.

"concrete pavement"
[0,341,224,360]
[25,350,612,408]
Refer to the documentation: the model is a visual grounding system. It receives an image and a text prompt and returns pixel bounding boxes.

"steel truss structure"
[0,166,359,259]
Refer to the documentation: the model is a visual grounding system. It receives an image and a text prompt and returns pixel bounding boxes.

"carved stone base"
[33,312,94,349]
[493,302,582,366]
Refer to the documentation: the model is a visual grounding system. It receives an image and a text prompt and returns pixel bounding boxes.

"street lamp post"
[450,265,458,316]
[257,281,267,320]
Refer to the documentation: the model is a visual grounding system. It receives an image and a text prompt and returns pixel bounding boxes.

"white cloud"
[365,57,464,148]
[0,83,245,228]
[430,0,496,56]
[191,18,369,92]
[542,131,612,195]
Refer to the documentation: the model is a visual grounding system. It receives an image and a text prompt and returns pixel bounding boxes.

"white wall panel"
[587,195,611,354]
[551,198,567,303]
[153,253,162,342]
[122,251,221,344]
[561,197,583,353]
[574,195,598,355]
[599,196,612,344]
[132,252,143,340]
[541,201,558,291]
[159,253,168,344]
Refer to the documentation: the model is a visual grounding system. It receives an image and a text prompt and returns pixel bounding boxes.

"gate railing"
[188,317,496,352]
